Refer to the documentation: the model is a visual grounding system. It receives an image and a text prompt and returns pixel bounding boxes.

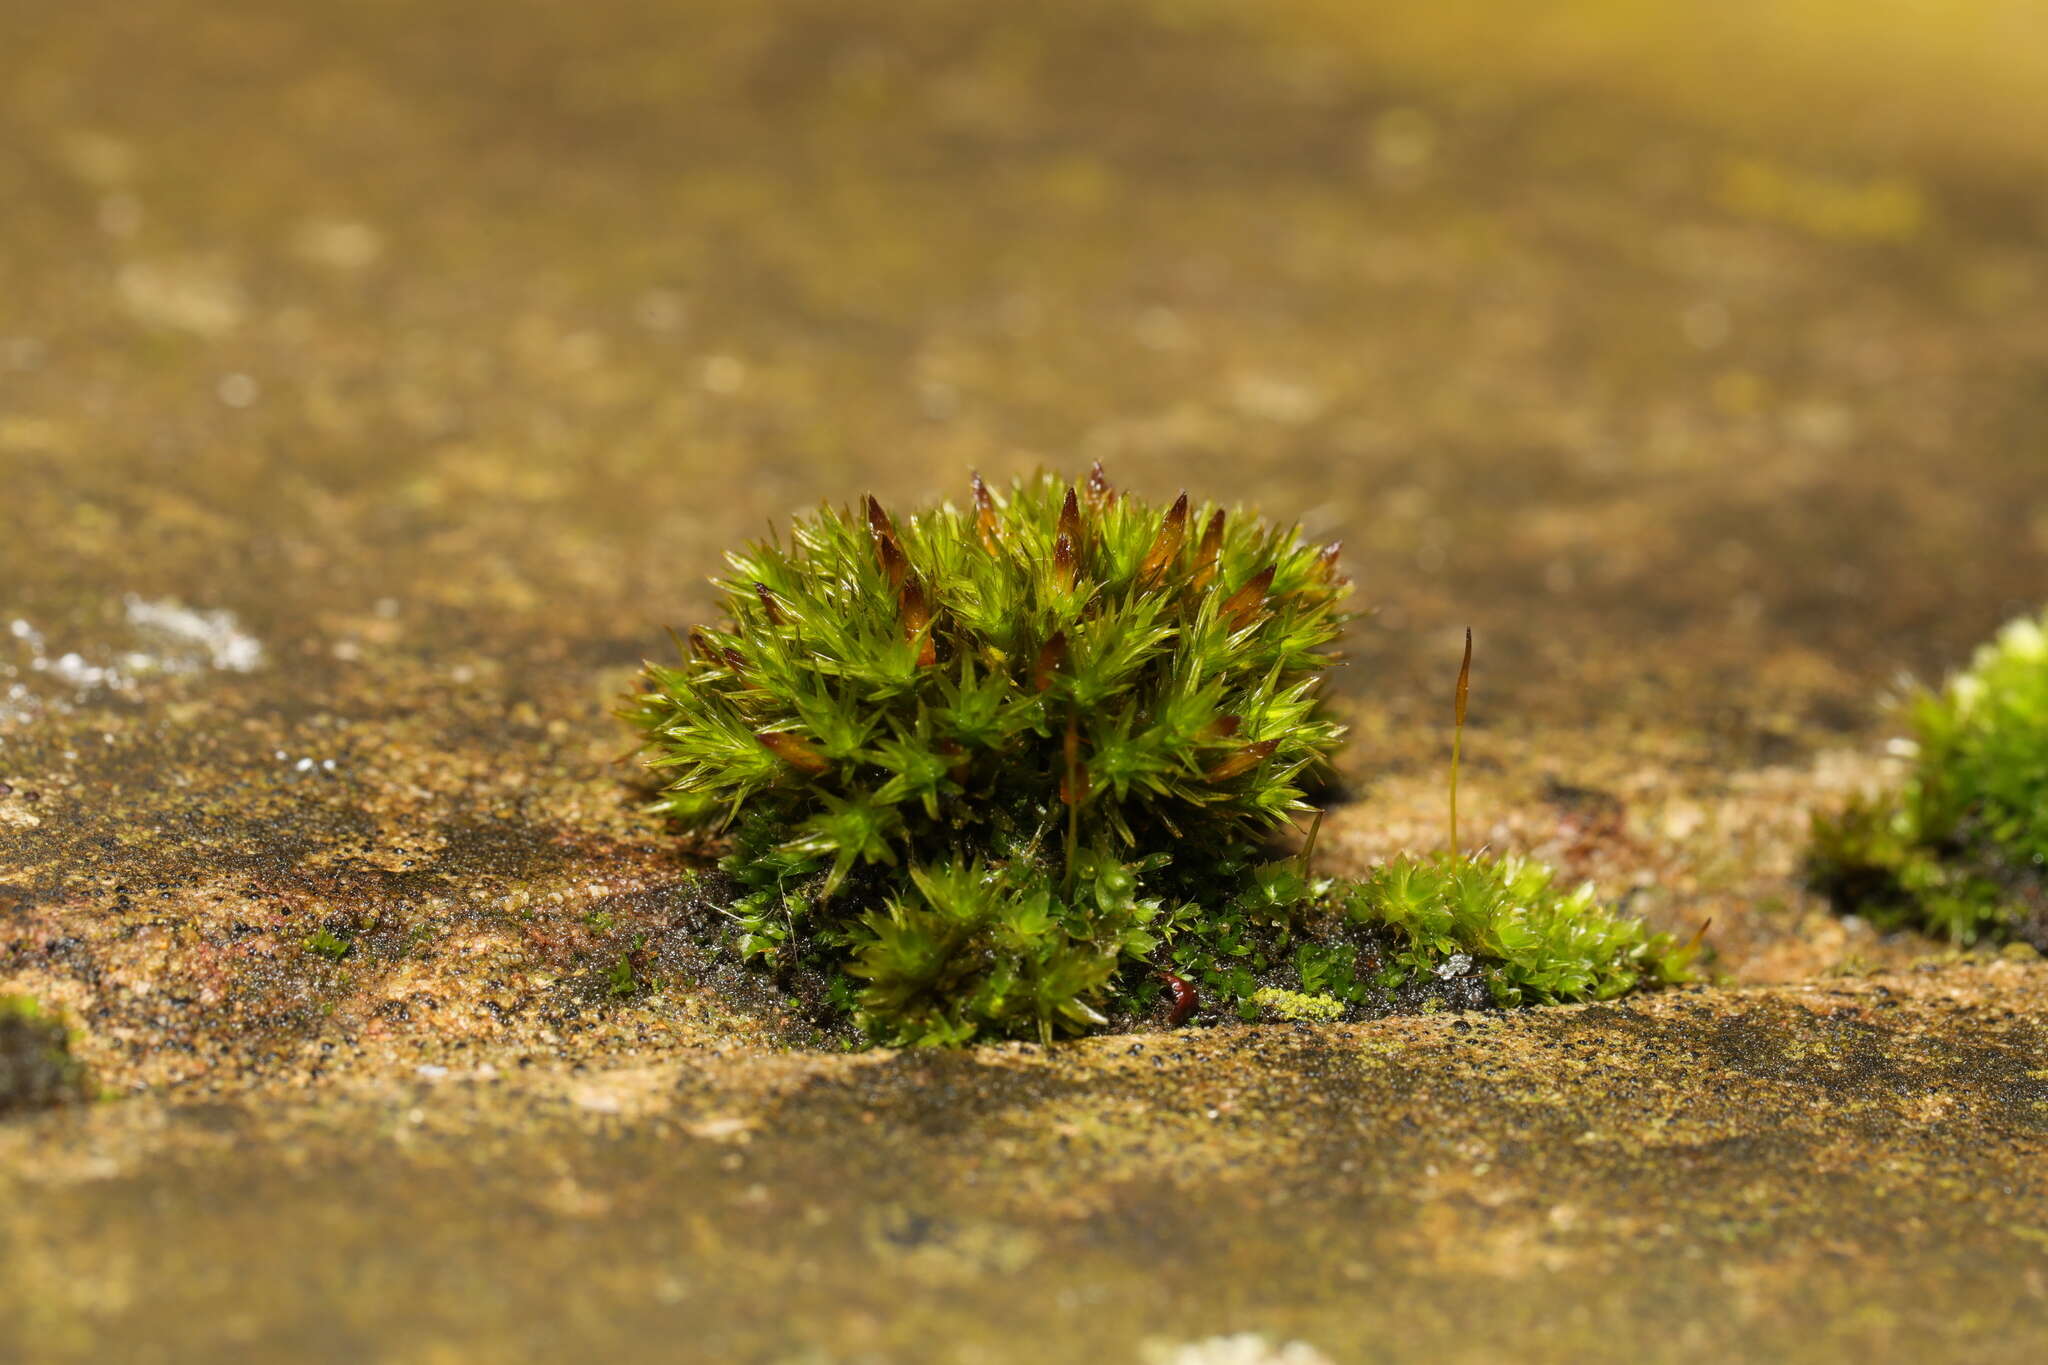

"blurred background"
[4,0,2048,968]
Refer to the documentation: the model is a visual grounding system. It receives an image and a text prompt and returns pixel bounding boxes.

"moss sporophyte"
[1811,608,2048,950]
[623,469,1700,1045]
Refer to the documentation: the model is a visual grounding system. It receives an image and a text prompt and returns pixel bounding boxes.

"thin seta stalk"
[1062,709,1086,897]
[1296,808,1324,880]
[1449,627,1472,866]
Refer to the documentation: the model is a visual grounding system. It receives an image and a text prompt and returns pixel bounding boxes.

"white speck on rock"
[123,595,264,673]
[1140,1333,1336,1365]
[2,600,264,725]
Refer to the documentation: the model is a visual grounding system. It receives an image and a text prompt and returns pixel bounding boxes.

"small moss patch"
[1812,609,2048,948]
[0,995,88,1114]
[1247,988,1345,1022]
[1158,852,1700,1029]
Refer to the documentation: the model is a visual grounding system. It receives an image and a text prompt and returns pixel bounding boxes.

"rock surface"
[4,0,2048,1359]
[7,970,2048,1362]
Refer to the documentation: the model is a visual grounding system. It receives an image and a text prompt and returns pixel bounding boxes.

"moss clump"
[0,995,89,1114]
[1812,609,2048,948]
[625,470,1695,1044]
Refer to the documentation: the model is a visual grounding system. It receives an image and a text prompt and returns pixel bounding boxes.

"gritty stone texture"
[4,969,2046,1363]
[4,0,2048,1360]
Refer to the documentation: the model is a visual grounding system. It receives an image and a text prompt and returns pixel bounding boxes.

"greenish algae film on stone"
[623,469,1698,1045]
[1812,608,2048,950]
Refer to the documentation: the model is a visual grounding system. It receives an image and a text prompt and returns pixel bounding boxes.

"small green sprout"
[605,935,649,998]
[304,928,353,962]
[1811,608,2048,948]
[625,470,1695,1044]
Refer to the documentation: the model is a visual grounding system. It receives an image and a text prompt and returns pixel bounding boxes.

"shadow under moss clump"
[0,996,89,1115]
[1812,609,2048,949]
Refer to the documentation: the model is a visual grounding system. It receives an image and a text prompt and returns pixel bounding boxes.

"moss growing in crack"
[625,469,1695,1044]
[1811,609,2048,949]
[1,995,89,1114]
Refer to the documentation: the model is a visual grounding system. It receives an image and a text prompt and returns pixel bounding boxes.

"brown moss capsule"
[1053,487,1083,585]
[874,530,911,590]
[1032,631,1068,693]
[970,472,1001,550]
[753,581,784,626]
[866,496,914,590]
[1136,491,1189,590]
[1189,509,1226,593]
[900,579,937,666]
[864,494,898,546]
[1205,738,1278,782]
[758,730,831,775]
[692,629,747,676]
[1221,565,1275,629]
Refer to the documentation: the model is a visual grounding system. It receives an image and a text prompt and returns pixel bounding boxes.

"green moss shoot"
[625,469,1697,1044]
[1811,608,2048,948]
[304,928,353,962]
